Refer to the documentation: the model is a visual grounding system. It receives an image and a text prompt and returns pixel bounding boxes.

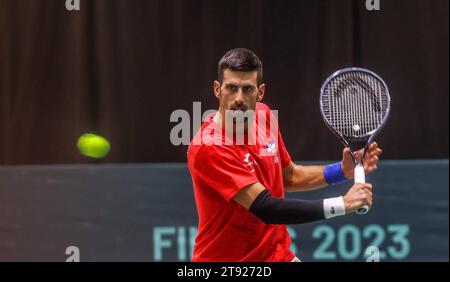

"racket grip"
[354,164,370,215]
[354,164,365,184]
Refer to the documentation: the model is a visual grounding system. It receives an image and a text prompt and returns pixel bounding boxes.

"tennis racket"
[320,67,391,214]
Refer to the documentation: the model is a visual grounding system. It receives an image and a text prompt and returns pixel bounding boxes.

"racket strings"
[322,72,389,138]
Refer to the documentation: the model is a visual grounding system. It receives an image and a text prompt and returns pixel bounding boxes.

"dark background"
[0,0,448,164]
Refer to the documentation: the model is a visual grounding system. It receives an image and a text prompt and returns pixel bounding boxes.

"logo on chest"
[265,140,279,164]
[243,153,257,173]
[266,140,277,154]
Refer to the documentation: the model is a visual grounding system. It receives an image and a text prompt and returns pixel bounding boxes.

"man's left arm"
[283,142,382,192]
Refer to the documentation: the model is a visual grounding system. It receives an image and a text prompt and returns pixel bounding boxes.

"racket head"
[319,67,391,152]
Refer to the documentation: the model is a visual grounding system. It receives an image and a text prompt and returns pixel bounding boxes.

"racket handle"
[354,164,370,215]
[354,164,366,184]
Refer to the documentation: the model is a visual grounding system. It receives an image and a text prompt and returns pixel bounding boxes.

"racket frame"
[319,67,391,161]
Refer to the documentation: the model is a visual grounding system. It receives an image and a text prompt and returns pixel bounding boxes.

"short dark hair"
[218,48,263,85]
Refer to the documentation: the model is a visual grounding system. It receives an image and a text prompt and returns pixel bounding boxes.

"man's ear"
[213,81,221,99]
[257,83,265,102]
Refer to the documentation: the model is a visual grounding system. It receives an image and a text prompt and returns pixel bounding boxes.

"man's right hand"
[343,183,373,214]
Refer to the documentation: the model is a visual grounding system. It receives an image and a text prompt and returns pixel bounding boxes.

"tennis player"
[187,48,382,262]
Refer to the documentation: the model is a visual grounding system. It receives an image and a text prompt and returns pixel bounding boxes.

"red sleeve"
[193,145,259,202]
[278,129,292,168]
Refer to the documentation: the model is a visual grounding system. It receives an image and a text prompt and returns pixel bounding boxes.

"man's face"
[214,70,265,131]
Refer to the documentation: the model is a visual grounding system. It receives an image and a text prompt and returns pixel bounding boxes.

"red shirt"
[187,102,295,262]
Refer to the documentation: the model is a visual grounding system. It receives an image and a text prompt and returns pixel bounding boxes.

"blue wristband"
[324,162,348,185]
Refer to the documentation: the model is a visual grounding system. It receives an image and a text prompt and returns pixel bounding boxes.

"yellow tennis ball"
[77,133,111,159]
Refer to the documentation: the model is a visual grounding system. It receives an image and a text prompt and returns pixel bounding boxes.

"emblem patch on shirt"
[265,139,279,164]
[266,140,277,154]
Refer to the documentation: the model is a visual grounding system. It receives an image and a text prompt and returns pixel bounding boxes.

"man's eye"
[228,85,237,91]
[244,86,254,93]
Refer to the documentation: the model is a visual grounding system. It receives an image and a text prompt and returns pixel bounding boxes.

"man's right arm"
[233,182,373,225]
